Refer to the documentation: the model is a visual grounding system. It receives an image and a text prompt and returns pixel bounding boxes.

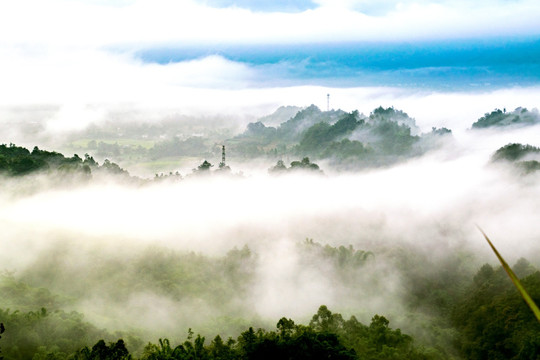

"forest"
[1,241,540,359]
[1,104,540,359]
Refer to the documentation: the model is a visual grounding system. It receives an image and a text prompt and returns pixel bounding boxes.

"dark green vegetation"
[491,143,540,174]
[7,306,425,360]
[451,261,540,359]
[232,106,451,169]
[2,237,540,359]
[268,157,322,174]
[0,144,129,180]
[471,107,540,129]
[136,306,427,360]
[0,144,232,182]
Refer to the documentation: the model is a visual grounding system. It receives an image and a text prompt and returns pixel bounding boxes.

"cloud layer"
[2,0,539,48]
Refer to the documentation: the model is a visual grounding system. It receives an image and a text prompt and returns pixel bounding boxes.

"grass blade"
[477,225,540,323]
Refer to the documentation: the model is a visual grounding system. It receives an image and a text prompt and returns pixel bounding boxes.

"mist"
[2,107,540,347]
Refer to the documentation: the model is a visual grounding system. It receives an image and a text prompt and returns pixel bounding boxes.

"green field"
[124,156,201,177]
[68,138,156,150]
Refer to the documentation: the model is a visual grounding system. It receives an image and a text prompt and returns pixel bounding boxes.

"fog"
[1,103,540,345]
[2,85,540,149]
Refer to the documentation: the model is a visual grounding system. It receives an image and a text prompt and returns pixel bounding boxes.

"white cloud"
[0,0,539,136]
[1,0,539,49]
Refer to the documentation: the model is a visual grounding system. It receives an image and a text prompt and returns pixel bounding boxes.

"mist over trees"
[3,240,540,359]
[33,104,455,176]
[1,103,540,359]
[12,103,536,177]
[0,144,130,181]
[471,107,540,129]
[231,106,450,169]
[491,143,540,175]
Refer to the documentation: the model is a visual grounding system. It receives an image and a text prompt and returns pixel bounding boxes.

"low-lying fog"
[1,89,540,344]
[1,120,540,340]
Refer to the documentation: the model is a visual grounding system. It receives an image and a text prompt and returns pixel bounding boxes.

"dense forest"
[1,104,540,359]
[1,242,540,359]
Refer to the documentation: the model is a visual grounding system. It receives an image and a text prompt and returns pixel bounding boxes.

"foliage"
[268,157,323,174]
[6,239,540,359]
[0,322,4,360]
[268,159,287,173]
[137,306,428,360]
[19,245,257,317]
[491,143,540,162]
[472,107,540,129]
[293,107,424,167]
[0,303,431,359]
[297,111,363,154]
[276,104,340,143]
[72,339,131,360]
[321,139,372,160]
[479,228,540,323]
[452,260,540,359]
[0,308,113,360]
[301,239,374,269]
[0,144,129,180]
[195,160,213,172]
[491,143,540,174]
[289,157,321,171]
[0,273,69,312]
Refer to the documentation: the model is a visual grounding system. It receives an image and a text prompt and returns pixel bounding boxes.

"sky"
[1,0,540,128]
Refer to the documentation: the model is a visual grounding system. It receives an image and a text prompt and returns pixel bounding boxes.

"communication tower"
[219,145,226,168]
[327,94,330,112]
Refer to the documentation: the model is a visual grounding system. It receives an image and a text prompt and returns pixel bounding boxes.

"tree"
[289,157,321,172]
[0,322,4,360]
[268,159,287,174]
[196,160,213,172]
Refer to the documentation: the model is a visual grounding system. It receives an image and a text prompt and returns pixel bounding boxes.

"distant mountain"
[491,143,540,174]
[230,105,452,169]
[257,105,304,127]
[472,107,540,129]
[276,105,346,142]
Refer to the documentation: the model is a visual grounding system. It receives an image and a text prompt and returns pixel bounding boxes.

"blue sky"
[203,0,316,12]
[1,0,540,112]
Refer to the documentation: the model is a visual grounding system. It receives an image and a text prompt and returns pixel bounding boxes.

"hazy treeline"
[491,143,540,175]
[224,105,452,169]
[53,104,540,177]
[7,104,540,179]
[0,143,129,180]
[1,241,540,359]
[471,107,540,129]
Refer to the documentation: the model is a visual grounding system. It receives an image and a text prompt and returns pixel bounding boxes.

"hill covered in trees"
[471,107,540,129]
[231,106,451,169]
[491,143,540,174]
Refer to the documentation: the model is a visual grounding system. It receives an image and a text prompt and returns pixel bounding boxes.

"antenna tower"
[219,145,226,168]
[327,94,330,112]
